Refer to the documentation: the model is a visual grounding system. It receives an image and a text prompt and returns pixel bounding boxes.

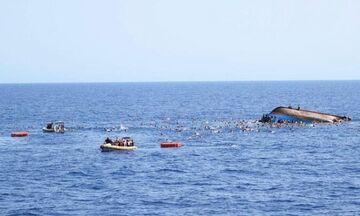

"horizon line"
[0,79,359,85]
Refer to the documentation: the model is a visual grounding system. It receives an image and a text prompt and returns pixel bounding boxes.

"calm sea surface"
[0,81,359,215]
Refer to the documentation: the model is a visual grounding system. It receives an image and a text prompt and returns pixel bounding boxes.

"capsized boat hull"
[261,106,351,123]
[100,143,137,151]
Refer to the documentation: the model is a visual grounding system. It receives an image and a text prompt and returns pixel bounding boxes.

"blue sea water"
[0,81,359,215]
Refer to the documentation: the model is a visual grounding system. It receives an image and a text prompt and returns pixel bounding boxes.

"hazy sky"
[0,0,359,83]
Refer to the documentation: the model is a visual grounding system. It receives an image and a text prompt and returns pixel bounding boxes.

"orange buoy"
[11,131,29,137]
[160,142,182,148]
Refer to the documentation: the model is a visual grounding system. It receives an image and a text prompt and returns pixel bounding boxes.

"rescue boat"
[42,121,66,133]
[100,137,136,151]
[100,143,137,151]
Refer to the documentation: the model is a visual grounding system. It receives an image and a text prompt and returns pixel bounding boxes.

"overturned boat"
[260,106,351,124]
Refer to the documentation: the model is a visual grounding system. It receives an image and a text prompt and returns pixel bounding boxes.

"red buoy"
[11,131,29,137]
[160,142,182,148]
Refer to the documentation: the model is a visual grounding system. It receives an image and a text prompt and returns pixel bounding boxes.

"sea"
[0,81,359,215]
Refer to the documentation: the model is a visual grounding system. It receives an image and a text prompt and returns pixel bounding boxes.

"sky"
[0,0,359,83]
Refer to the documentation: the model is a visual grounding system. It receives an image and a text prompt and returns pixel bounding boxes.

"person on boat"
[58,124,65,132]
[115,138,123,146]
[113,138,119,146]
[105,137,113,144]
[46,123,53,130]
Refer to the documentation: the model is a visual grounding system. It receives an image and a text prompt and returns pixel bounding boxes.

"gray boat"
[42,121,66,133]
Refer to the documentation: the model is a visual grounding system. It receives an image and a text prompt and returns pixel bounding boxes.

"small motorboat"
[160,142,182,148]
[100,137,136,151]
[11,131,29,137]
[43,121,66,133]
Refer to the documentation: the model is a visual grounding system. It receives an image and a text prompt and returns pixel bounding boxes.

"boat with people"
[260,106,351,124]
[43,121,66,133]
[100,137,136,151]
